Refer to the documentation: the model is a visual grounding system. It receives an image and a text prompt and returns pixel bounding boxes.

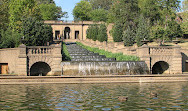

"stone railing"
[27,46,53,55]
[149,46,173,55]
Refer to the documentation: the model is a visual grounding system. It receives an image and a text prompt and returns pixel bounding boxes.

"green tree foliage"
[181,22,188,34]
[39,3,66,20]
[151,25,166,44]
[123,25,136,46]
[85,0,113,10]
[87,24,108,42]
[111,0,139,28]
[182,0,188,11]
[90,9,108,22]
[86,25,92,39]
[73,0,92,21]
[136,15,150,46]
[0,0,9,30]
[165,20,183,40]
[0,28,22,48]
[110,0,139,44]
[138,0,161,25]
[21,17,52,46]
[90,24,99,41]
[97,24,108,42]
[112,21,123,42]
[35,0,55,4]
[8,0,41,31]
[159,0,180,26]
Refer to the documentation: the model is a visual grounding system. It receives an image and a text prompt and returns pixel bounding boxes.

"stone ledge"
[0,75,188,84]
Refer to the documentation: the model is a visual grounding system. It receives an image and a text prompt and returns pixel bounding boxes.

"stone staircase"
[66,43,116,61]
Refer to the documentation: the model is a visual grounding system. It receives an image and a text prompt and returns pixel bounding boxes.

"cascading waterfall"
[61,43,149,76]
[62,61,149,76]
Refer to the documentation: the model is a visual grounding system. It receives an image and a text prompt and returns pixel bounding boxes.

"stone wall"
[0,44,62,76]
[44,21,114,42]
[0,48,20,74]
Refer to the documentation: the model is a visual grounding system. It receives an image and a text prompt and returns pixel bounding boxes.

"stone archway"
[152,61,169,74]
[64,27,71,39]
[30,62,51,76]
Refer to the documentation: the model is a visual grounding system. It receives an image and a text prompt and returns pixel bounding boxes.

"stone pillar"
[17,44,27,76]
[52,44,62,76]
[137,44,151,73]
[171,45,182,74]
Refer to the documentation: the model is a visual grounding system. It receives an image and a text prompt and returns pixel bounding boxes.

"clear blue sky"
[54,0,184,21]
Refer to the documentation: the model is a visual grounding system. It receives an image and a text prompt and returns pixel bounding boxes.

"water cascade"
[61,43,149,76]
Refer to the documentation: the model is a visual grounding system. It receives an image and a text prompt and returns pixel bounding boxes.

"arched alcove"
[64,27,71,39]
[152,61,169,74]
[30,62,51,76]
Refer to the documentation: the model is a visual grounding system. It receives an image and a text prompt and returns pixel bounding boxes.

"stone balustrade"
[27,46,53,55]
[149,46,174,55]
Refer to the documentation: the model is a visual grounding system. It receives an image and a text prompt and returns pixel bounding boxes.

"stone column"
[52,44,62,76]
[171,45,182,74]
[137,44,151,73]
[17,44,27,76]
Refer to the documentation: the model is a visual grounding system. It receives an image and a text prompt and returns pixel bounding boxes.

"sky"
[54,0,81,21]
[54,0,184,21]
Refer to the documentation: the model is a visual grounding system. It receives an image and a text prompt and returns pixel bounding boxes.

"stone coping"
[0,74,188,84]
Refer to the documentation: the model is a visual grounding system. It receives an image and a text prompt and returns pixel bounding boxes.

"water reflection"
[0,82,187,110]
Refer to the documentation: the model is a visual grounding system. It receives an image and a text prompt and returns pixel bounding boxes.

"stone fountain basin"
[61,61,149,76]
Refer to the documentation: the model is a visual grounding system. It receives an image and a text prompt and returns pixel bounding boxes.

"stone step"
[67,49,88,52]
[65,43,116,62]
[70,55,106,59]
[68,51,94,54]
[71,58,116,62]
[69,53,99,56]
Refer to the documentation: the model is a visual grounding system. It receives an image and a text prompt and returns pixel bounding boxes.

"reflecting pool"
[0,82,188,110]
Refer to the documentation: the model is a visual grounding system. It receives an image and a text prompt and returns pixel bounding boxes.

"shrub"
[97,24,108,42]
[123,25,136,46]
[90,24,99,41]
[112,21,123,42]
[136,15,150,47]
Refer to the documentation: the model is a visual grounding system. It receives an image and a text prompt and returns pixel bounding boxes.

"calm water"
[0,82,188,111]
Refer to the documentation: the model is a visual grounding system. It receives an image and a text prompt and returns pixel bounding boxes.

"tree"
[86,25,92,39]
[97,24,108,42]
[90,9,108,22]
[21,17,52,46]
[111,0,139,29]
[182,0,188,11]
[8,0,41,31]
[85,0,113,10]
[181,22,188,35]
[123,25,136,46]
[90,24,99,41]
[138,0,161,25]
[165,20,183,40]
[0,28,22,48]
[35,0,55,4]
[0,0,9,30]
[39,3,66,20]
[112,21,123,42]
[159,0,180,27]
[86,24,98,41]
[151,25,166,45]
[73,0,92,21]
[136,15,150,46]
